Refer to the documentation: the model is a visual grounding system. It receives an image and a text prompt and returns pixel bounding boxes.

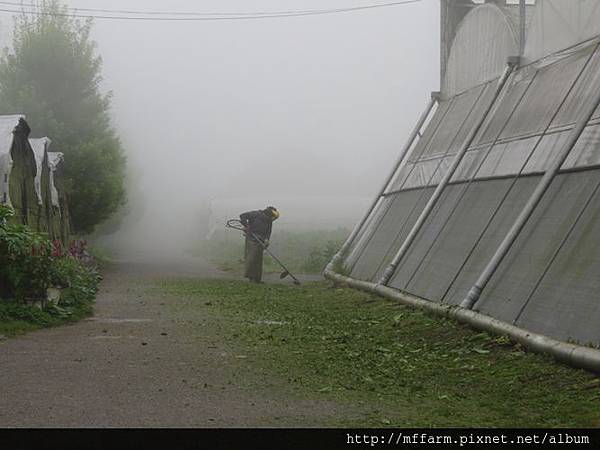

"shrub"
[51,257,100,308]
[0,302,53,326]
[0,205,100,330]
[0,205,52,299]
[302,239,340,273]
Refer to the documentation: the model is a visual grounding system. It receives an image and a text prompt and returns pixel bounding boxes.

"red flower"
[52,239,63,257]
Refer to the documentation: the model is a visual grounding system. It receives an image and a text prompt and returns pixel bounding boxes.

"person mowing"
[239,206,280,283]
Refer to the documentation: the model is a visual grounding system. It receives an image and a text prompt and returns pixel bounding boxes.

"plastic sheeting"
[390,83,492,191]
[444,4,518,97]
[29,137,51,206]
[343,196,393,272]
[47,152,64,209]
[388,100,453,192]
[524,0,600,63]
[349,189,433,281]
[398,176,539,304]
[396,42,600,191]
[514,171,600,344]
[0,115,24,207]
[504,57,586,136]
[477,170,600,344]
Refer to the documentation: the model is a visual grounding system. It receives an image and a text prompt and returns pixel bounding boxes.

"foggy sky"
[3,0,440,249]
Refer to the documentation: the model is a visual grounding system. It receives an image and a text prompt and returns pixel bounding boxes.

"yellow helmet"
[266,206,279,220]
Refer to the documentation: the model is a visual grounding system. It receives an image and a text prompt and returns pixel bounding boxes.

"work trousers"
[244,237,264,282]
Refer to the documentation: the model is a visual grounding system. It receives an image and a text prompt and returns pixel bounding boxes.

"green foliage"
[0,205,99,334]
[85,245,112,268]
[302,239,339,273]
[48,256,76,288]
[0,0,126,233]
[0,205,52,298]
[50,256,100,310]
[0,302,53,326]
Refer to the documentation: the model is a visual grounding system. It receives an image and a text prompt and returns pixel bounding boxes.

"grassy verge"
[88,245,114,269]
[189,228,349,274]
[162,279,600,427]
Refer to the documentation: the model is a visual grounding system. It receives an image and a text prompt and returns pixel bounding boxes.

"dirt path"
[0,254,340,427]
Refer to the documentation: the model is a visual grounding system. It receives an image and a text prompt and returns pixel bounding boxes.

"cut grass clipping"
[162,279,600,428]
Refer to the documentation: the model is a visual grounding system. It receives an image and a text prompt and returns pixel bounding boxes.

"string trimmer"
[226,219,301,285]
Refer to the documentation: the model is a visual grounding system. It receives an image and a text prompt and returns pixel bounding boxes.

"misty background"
[1,0,440,252]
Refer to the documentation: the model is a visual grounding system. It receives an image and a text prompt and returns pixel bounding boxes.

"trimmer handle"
[225,219,246,231]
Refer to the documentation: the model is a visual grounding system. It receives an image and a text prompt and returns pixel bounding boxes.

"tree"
[0,1,126,233]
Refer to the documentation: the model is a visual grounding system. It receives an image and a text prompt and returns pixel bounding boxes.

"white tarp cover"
[444,4,518,96]
[47,151,64,208]
[29,137,51,206]
[524,0,600,62]
[0,114,25,206]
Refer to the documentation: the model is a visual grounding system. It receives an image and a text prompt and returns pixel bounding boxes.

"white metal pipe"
[519,0,526,56]
[379,60,518,286]
[461,70,600,310]
[328,92,440,269]
[324,267,600,374]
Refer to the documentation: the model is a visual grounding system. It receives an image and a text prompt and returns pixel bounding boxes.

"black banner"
[0,428,598,450]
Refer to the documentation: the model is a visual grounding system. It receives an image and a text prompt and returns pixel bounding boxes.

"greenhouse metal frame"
[326,0,600,372]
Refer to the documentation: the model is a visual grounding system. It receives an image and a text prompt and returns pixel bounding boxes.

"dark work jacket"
[239,210,273,241]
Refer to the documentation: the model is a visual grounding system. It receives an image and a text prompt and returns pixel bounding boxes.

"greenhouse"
[328,0,600,363]
[1,116,71,245]
[0,115,38,226]
[29,137,52,233]
[47,151,70,245]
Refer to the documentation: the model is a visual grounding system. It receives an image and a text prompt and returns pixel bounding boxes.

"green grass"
[161,279,600,428]
[189,228,349,274]
[0,294,95,337]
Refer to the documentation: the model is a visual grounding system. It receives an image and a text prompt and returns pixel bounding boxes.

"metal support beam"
[461,67,600,310]
[378,59,518,286]
[328,92,440,270]
[324,267,600,374]
[519,0,526,56]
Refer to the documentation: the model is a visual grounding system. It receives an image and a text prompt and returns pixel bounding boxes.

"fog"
[30,0,441,251]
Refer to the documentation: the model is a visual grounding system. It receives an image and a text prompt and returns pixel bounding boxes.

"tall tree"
[0,1,126,233]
